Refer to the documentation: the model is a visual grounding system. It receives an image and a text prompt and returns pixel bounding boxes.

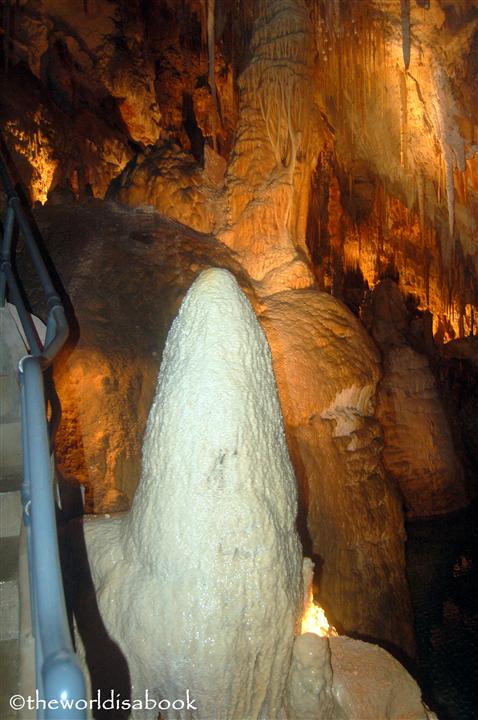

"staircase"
[0,304,44,719]
[0,148,86,718]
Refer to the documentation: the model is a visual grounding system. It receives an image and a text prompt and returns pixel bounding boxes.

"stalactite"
[399,70,408,169]
[431,63,467,261]
[400,0,411,70]
[207,0,218,152]
[200,0,208,49]
[417,169,425,237]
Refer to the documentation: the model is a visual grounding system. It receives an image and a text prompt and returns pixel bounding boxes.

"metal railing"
[0,149,86,719]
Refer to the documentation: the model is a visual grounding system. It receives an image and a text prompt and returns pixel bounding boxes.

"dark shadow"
[378,260,400,284]
[182,91,205,166]
[405,503,478,720]
[61,516,132,719]
[342,265,369,316]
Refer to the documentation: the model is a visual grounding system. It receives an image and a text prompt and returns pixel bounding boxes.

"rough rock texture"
[259,288,416,657]
[19,200,247,511]
[218,0,320,294]
[308,0,478,339]
[18,198,415,656]
[365,279,468,517]
[286,632,336,719]
[75,269,303,719]
[376,345,468,517]
[2,0,476,333]
[329,635,436,720]
[112,141,224,234]
[287,633,437,720]
[1,0,160,200]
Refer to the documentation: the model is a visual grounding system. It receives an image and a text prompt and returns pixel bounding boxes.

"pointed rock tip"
[178,267,254,332]
[188,267,243,300]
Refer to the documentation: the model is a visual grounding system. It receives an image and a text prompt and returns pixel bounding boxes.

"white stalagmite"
[80,268,303,719]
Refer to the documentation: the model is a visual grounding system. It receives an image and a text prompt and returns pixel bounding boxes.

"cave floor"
[406,502,478,720]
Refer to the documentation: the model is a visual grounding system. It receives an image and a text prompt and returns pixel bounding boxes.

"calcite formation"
[114,142,224,234]
[77,269,303,718]
[218,0,320,294]
[68,267,439,720]
[22,199,415,655]
[366,279,468,517]
[259,288,416,657]
[3,0,476,333]
[309,0,478,338]
[377,344,468,517]
[287,632,437,720]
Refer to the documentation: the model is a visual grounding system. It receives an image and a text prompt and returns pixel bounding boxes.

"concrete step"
[0,374,21,424]
[0,421,23,481]
[0,469,23,495]
[0,638,20,720]
[0,536,20,642]
[0,490,22,539]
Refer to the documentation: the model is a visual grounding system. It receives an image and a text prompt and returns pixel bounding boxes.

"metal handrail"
[0,149,86,719]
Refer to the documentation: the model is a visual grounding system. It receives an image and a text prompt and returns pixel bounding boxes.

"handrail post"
[0,146,86,720]
[20,356,86,720]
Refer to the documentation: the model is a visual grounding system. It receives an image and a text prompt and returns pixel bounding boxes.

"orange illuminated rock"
[366,279,469,517]
[259,287,416,657]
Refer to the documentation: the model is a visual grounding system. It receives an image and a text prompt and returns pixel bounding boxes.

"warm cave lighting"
[301,587,338,638]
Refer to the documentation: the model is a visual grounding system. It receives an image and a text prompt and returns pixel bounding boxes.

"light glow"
[301,586,338,638]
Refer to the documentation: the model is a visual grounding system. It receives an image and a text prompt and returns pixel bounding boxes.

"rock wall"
[365,279,468,517]
[218,0,320,293]
[2,0,476,334]
[259,287,415,656]
[307,0,478,339]
[377,345,468,517]
[1,0,160,200]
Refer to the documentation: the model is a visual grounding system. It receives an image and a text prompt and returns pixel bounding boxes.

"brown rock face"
[3,0,476,337]
[112,142,224,234]
[307,0,478,339]
[365,279,468,517]
[218,0,320,293]
[259,288,415,656]
[21,200,247,511]
[1,0,160,199]
[377,345,468,517]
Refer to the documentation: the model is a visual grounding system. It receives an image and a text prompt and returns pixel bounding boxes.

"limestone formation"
[114,142,224,234]
[20,197,415,656]
[376,344,468,517]
[259,287,416,657]
[218,0,320,294]
[287,632,437,720]
[3,0,476,333]
[366,279,468,517]
[286,632,336,720]
[77,269,303,719]
[69,268,436,720]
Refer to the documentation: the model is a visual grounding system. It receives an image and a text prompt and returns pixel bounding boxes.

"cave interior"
[0,0,478,719]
